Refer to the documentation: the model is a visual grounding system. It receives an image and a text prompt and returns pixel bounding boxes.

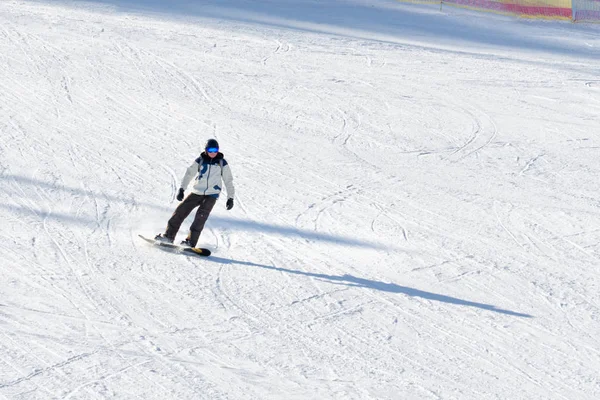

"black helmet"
[205,139,219,152]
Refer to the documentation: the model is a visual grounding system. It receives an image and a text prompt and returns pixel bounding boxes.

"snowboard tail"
[183,247,210,256]
[138,235,211,257]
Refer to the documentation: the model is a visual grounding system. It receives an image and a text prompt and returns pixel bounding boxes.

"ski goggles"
[206,147,219,153]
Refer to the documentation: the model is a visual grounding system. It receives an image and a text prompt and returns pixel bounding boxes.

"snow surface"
[1,0,600,399]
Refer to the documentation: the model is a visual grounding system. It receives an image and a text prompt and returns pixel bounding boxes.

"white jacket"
[180,152,235,199]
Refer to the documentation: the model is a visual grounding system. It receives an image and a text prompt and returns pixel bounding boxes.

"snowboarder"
[155,138,235,248]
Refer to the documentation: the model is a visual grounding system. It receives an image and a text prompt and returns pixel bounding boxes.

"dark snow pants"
[164,193,217,247]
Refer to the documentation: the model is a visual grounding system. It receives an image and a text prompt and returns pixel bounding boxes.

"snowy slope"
[1,0,599,399]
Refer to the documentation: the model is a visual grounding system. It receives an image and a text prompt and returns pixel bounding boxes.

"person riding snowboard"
[155,139,235,248]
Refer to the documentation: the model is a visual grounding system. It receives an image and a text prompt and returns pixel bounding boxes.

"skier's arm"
[222,163,235,200]
[180,161,199,190]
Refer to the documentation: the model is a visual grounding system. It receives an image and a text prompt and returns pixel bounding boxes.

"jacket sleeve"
[180,161,199,190]
[222,163,235,199]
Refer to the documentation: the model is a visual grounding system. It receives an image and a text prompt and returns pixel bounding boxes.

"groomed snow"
[1,1,599,399]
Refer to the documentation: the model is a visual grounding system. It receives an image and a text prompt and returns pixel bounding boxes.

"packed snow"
[1,0,599,399]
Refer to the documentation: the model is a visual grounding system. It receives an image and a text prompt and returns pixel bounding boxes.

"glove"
[176,188,185,201]
[226,198,234,210]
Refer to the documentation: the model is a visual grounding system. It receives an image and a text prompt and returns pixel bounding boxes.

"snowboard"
[138,235,211,257]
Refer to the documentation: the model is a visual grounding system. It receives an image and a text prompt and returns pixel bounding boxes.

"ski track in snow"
[1,0,600,399]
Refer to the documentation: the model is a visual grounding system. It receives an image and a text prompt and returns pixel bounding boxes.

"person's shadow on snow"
[207,256,533,318]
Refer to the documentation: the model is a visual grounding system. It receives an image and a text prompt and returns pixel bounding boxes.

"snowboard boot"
[154,233,173,244]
